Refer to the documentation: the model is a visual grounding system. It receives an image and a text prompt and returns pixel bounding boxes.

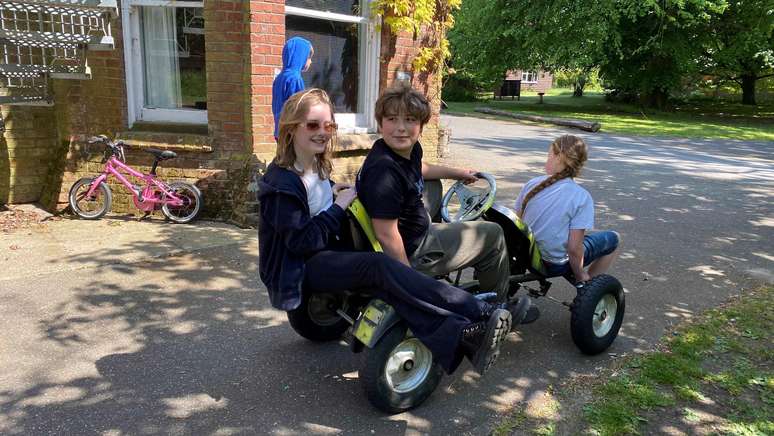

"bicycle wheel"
[68,177,112,219]
[161,182,202,224]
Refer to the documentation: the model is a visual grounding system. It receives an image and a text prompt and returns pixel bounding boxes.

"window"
[285,0,380,132]
[122,1,206,126]
[521,71,538,83]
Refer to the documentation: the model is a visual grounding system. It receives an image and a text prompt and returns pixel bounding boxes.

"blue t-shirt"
[514,176,594,264]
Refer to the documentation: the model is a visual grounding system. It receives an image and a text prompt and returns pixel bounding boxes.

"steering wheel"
[440,172,497,222]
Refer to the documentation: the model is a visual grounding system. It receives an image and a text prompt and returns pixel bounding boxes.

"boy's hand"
[459,169,479,184]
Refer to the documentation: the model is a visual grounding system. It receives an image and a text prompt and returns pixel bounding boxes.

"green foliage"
[370,0,461,73]
[449,0,773,107]
[442,71,485,101]
[554,69,602,91]
[697,0,774,104]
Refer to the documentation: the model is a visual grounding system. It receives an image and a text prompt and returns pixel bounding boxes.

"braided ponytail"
[519,167,573,217]
[518,135,588,218]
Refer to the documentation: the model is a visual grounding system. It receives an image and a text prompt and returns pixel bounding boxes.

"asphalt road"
[1,115,771,435]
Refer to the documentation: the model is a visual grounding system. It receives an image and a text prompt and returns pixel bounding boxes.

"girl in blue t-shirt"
[514,135,620,283]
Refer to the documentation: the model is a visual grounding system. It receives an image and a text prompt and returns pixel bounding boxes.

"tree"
[597,0,726,109]
[449,0,618,88]
[449,0,743,108]
[698,0,774,105]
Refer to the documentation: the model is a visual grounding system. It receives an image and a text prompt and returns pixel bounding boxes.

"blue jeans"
[543,231,620,279]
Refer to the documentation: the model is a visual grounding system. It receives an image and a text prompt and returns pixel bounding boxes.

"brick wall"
[504,70,554,93]
[0,106,59,204]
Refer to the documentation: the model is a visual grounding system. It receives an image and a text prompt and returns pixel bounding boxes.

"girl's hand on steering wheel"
[334,187,357,209]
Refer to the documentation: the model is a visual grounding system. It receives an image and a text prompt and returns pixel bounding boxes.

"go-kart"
[285,173,625,414]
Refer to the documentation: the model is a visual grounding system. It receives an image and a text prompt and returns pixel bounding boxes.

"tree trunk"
[741,74,756,105]
[642,88,669,110]
[572,75,587,97]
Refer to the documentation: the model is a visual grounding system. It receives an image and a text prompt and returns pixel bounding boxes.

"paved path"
[0,116,772,435]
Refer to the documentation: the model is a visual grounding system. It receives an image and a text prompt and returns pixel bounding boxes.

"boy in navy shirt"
[357,84,515,303]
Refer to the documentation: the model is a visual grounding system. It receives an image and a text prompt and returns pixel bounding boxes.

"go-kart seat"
[346,198,383,253]
[512,216,547,276]
[483,205,546,276]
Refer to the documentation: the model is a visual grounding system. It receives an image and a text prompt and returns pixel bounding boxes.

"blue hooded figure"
[272,37,313,138]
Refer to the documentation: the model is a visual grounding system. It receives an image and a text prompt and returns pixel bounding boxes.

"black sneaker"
[521,305,540,324]
[486,296,531,329]
[460,308,512,374]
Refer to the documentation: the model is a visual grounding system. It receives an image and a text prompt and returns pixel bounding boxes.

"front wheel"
[161,182,202,224]
[570,274,625,355]
[361,324,443,413]
[68,177,112,219]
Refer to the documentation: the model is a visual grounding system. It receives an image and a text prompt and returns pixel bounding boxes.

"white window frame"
[285,2,381,133]
[521,71,538,84]
[122,0,207,127]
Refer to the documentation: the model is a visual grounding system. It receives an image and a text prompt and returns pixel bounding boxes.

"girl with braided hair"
[514,135,620,284]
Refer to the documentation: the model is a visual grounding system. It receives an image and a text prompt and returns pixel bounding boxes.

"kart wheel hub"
[593,294,618,337]
[385,337,432,393]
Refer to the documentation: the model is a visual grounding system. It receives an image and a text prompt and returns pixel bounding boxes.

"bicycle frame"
[85,154,186,210]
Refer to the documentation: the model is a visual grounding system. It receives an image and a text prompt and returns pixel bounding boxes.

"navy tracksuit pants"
[302,250,488,373]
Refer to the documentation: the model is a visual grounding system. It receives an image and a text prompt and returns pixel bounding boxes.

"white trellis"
[0,0,117,118]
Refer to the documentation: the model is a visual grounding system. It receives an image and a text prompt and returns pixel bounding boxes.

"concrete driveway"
[1,115,772,435]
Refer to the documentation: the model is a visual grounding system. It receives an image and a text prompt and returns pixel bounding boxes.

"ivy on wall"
[370,0,461,73]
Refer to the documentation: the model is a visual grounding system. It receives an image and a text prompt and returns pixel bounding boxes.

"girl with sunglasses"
[257,88,530,376]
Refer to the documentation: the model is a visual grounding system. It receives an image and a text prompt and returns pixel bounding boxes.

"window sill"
[337,133,380,152]
[117,130,213,153]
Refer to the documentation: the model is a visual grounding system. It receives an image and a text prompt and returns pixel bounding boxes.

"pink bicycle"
[68,135,203,223]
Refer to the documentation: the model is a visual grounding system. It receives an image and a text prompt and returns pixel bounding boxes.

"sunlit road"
[1,115,771,435]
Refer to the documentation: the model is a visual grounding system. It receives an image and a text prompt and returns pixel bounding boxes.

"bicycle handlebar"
[88,135,127,148]
[89,135,127,162]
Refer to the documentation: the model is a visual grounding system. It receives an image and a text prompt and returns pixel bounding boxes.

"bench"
[496,79,521,100]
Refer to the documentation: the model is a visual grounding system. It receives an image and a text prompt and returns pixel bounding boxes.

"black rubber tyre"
[570,274,625,355]
[361,324,444,414]
[68,177,112,220]
[161,182,202,224]
[286,292,349,341]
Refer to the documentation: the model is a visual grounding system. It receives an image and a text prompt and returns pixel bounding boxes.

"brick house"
[0,0,443,226]
[498,70,553,94]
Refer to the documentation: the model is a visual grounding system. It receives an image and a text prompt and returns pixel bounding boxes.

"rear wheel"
[161,182,202,224]
[570,274,625,355]
[361,324,443,413]
[287,292,350,341]
[68,177,112,219]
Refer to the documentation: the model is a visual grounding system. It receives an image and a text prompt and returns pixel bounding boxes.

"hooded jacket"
[257,162,347,310]
[272,37,313,138]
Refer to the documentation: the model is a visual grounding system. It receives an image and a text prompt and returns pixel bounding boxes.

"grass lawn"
[492,286,773,436]
[445,89,774,141]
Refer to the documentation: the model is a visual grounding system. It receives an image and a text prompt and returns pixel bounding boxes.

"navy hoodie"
[257,162,347,310]
[271,37,312,138]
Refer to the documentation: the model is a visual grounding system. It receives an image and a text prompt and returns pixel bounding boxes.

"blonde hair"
[519,135,588,217]
[374,82,431,127]
[275,88,337,179]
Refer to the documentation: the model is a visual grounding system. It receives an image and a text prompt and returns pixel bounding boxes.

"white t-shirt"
[514,176,594,264]
[300,169,333,217]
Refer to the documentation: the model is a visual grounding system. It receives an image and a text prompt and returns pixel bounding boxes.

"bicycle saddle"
[144,148,177,161]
